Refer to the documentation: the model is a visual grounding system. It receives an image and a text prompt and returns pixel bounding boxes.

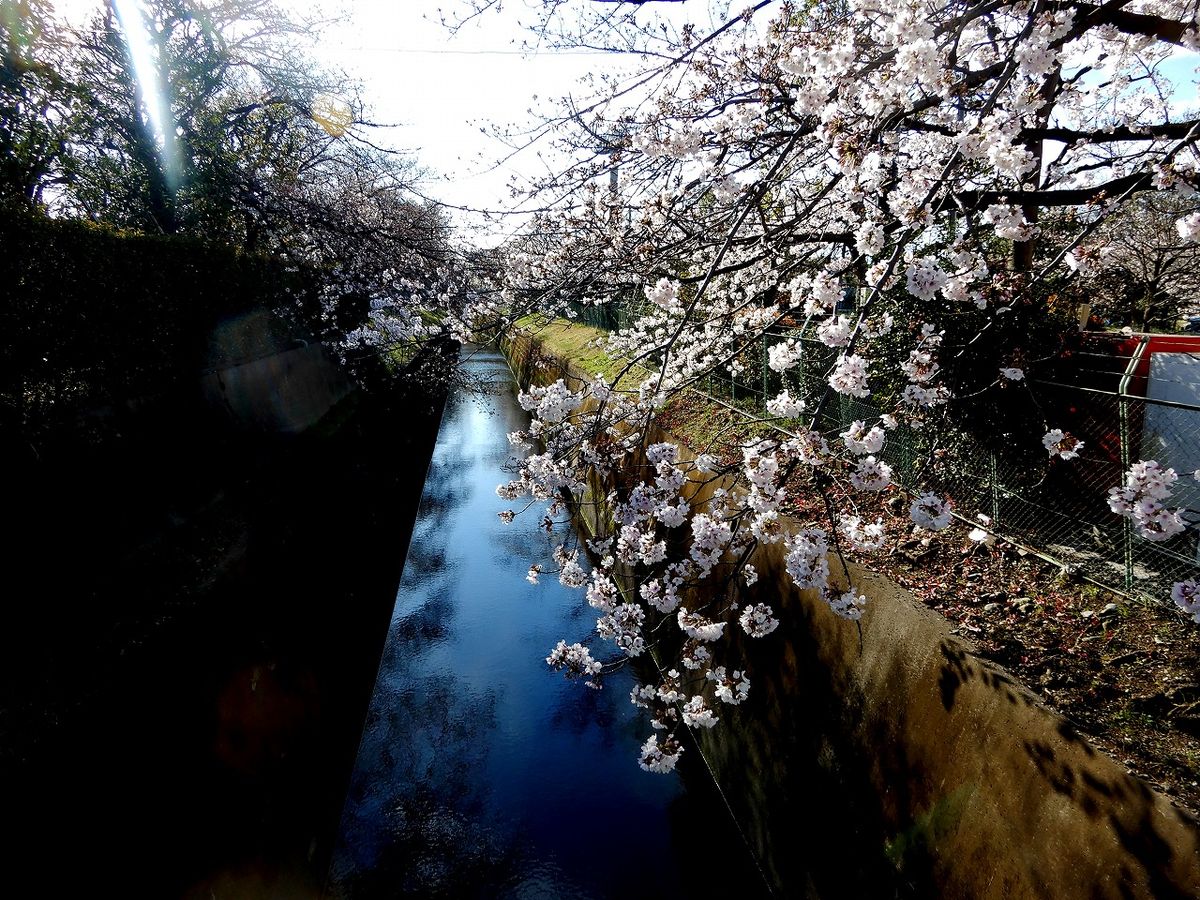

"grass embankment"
[515,315,778,459]
[515,315,630,378]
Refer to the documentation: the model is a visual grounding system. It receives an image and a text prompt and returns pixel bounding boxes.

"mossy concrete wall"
[503,330,1200,899]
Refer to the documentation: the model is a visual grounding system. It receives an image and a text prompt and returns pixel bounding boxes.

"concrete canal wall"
[502,330,1200,899]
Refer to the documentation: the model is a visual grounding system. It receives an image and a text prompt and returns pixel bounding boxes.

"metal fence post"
[1119,393,1135,590]
[1118,337,1149,590]
[990,449,1001,528]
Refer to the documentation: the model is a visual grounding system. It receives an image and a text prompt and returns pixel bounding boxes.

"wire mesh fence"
[826,381,1199,602]
[555,302,1200,604]
[1006,338,1200,601]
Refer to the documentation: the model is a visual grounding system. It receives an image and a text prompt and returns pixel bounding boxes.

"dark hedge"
[0,210,321,436]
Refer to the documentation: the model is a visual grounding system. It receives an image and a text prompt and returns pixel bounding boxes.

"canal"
[328,346,770,898]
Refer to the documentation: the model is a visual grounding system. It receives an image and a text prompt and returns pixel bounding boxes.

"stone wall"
[502,330,1200,899]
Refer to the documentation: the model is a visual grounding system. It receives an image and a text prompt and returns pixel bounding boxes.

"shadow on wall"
[938,638,1198,900]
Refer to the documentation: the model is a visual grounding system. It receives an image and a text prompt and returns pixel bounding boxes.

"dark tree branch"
[1024,119,1200,143]
[953,172,1150,210]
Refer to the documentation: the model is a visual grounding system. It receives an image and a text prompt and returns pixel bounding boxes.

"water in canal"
[329,347,770,899]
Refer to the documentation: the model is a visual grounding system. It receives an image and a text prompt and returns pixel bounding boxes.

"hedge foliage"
[1,210,322,435]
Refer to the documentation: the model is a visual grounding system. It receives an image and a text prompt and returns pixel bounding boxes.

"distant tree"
[60,0,360,238]
[0,0,466,368]
[0,0,79,207]
[1088,191,1200,331]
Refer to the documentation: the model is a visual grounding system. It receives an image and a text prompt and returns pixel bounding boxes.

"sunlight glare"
[111,0,182,186]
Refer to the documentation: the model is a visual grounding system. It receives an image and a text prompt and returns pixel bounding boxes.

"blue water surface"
[329,347,768,899]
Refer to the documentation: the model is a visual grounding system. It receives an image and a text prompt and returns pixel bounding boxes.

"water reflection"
[329,348,768,899]
[333,670,517,899]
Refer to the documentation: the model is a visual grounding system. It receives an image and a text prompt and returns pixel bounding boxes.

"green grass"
[516,315,646,383]
[513,316,787,456]
[656,390,780,459]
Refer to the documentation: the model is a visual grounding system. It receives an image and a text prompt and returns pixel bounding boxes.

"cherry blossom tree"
[443,0,1200,772]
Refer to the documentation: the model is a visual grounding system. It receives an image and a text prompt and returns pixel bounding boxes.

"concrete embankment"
[503,329,1200,900]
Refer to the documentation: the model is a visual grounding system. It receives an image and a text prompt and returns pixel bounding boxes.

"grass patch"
[516,315,645,383]
[513,316,788,458]
[656,390,780,460]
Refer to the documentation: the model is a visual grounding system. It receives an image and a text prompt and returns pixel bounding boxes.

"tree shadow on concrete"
[936,637,1199,899]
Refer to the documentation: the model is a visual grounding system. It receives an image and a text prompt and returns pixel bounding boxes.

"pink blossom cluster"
[1108,461,1188,542]
[1174,580,1200,623]
[1042,429,1084,461]
[546,641,602,686]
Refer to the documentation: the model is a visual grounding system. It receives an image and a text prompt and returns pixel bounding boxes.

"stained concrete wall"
[503,330,1200,899]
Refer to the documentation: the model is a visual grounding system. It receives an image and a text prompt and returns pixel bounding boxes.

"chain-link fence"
[996,338,1200,601]
[556,303,1200,603]
[779,331,1200,603]
[826,378,1199,602]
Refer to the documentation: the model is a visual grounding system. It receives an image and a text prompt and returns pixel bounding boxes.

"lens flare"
[312,93,353,138]
[111,0,182,187]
